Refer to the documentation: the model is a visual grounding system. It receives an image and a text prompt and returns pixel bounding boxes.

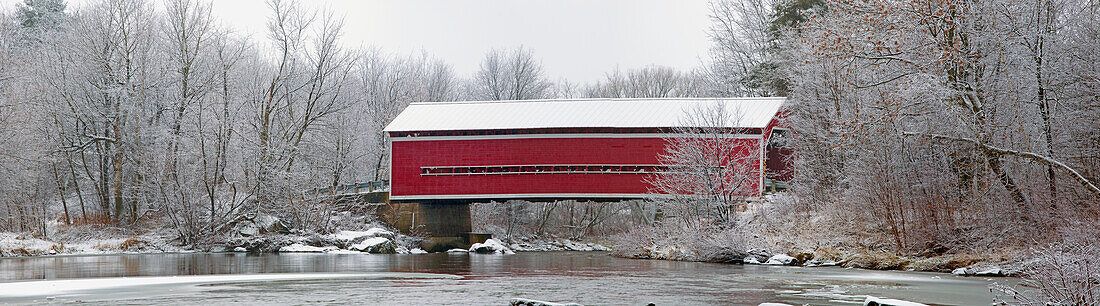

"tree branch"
[905,132,1100,197]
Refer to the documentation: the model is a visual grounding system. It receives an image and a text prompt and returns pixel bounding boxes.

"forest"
[0,0,1098,301]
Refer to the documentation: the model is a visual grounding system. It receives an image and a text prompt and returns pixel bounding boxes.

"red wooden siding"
[389,136,765,200]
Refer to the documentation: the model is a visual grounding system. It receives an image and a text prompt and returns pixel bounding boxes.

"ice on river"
[0,272,461,299]
[0,252,1012,305]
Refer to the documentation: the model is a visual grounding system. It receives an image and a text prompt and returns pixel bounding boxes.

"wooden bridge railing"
[304,180,390,198]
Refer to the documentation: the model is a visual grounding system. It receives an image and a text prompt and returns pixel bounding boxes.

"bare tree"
[647,102,760,226]
[0,0,471,241]
[247,0,357,229]
[0,11,55,233]
[471,46,550,101]
[704,0,781,96]
[54,0,163,225]
[584,66,706,98]
[783,0,1100,253]
[356,49,456,181]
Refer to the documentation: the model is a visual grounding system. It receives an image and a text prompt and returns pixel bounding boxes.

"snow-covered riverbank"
[607,194,1023,277]
[0,232,178,257]
[0,216,614,258]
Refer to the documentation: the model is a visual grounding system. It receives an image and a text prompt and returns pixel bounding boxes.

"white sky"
[2,0,714,84]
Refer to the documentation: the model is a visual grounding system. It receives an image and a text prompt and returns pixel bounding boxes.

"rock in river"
[348,237,396,254]
[470,239,515,254]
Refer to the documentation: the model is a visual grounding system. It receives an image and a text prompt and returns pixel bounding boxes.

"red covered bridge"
[384,97,790,202]
[381,97,790,249]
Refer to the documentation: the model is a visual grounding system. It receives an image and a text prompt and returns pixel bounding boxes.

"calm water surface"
[0,252,1011,305]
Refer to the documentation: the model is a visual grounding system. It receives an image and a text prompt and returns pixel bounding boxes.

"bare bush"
[612,219,747,262]
[993,239,1100,305]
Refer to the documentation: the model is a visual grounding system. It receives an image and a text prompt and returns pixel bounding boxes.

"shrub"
[612,219,747,262]
[993,242,1100,305]
[119,238,144,250]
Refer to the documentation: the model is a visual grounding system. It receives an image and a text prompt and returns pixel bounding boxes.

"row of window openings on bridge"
[419,165,725,176]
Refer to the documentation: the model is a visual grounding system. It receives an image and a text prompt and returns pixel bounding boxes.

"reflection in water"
[0,252,1009,305]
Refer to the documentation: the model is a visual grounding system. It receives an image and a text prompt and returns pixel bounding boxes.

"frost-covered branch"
[906,132,1100,197]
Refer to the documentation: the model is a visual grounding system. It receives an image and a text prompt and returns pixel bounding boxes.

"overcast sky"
[2,0,714,84]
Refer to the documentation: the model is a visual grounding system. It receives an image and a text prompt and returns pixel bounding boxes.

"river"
[0,252,1012,305]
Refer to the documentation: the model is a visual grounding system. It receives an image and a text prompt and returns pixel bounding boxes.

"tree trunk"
[373,151,386,181]
[1035,30,1058,210]
[52,164,71,225]
[985,152,1029,208]
[67,153,88,221]
[112,120,124,225]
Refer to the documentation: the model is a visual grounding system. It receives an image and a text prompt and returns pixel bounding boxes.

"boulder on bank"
[863,296,928,306]
[745,248,772,264]
[228,236,294,253]
[792,251,814,264]
[950,266,1010,277]
[349,237,397,254]
[510,298,583,306]
[470,239,515,254]
[975,267,1005,276]
[233,214,290,237]
[328,228,395,248]
[765,254,797,265]
[705,248,748,263]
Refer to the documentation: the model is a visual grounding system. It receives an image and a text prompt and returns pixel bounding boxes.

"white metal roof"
[382,97,786,132]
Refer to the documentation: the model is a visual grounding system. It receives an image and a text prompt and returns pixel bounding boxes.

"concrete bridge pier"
[383,200,480,252]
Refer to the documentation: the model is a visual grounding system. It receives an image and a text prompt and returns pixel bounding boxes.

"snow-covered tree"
[471,46,551,101]
[783,0,1100,251]
[355,49,457,182]
[647,102,760,226]
[584,66,706,98]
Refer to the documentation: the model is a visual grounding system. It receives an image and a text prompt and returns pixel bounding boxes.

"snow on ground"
[2,224,414,257]
[349,237,390,251]
[329,228,393,241]
[3,225,614,257]
[279,243,336,253]
[765,254,796,265]
[509,298,584,306]
[0,233,57,256]
[0,231,191,257]
[323,249,362,254]
[0,273,462,298]
[863,296,929,306]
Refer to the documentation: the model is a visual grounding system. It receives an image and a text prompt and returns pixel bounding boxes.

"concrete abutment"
[382,200,488,252]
